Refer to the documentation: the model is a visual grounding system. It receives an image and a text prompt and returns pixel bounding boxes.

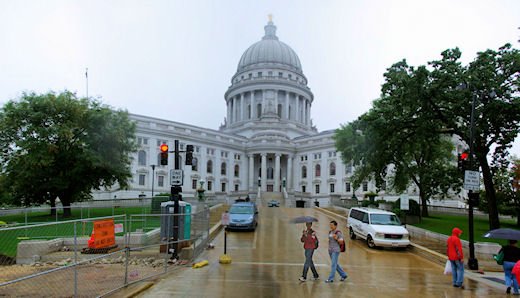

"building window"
[139,174,145,186]
[302,185,306,193]
[207,181,212,191]
[137,137,148,145]
[346,182,351,192]
[207,148,215,155]
[192,158,198,171]
[301,166,307,178]
[207,160,213,174]
[278,72,283,78]
[158,176,164,187]
[268,71,273,77]
[267,167,274,179]
[221,151,228,158]
[248,73,252,79]
[221,162,227,175]
[156,153,162,166]
[329,162,336,176]
[192,179,198,189]
[362,181,368,192]
[248,105,251,119]
[346,163,353,174]
[315,164,321,177]
[221,183,226,192]
[277,104,282,118]
[234,165,240,177]
[138,150,146,166]
[314,153,321,160]
[257,72,262,77]
[235,184,239,191]
[315,184,320,194]
[257,104,262,118]
[330,183,335,193]
[234,154,241,160]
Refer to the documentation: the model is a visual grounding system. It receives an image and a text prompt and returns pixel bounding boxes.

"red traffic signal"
[460,152,469,160]
[160,144,169,165]
[160,144,169,153]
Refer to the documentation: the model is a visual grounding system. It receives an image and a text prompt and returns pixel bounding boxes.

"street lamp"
[151,165,156,198]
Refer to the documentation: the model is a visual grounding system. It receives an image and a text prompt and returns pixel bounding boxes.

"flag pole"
[85,68,89,99]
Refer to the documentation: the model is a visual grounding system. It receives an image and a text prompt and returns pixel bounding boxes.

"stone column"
[251,90,255,119]
[261,90,265,117]
[227,99,231,126]
[261,153,267,192]
[287,155,293,191]
[274,153,281,192]
[295,95,300,122]
[248,154,254,191]
[240,93,244,122]
[285,92,290,120]
[275,90,279,117]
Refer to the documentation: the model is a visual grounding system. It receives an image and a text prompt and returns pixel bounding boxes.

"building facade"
[97,20,430,206]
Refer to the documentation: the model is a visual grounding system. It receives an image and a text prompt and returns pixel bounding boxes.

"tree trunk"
[479,154,500,230]
[62,199,72,218]
[420,188,429,218]
[517,211,520,228]
[49,198,56,216]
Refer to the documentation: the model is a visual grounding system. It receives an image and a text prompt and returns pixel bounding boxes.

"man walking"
[299,222,319,282]
[325,220,347,283]
[447,227,464,289]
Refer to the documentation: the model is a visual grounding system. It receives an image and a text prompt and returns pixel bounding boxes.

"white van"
[347,207,410,248]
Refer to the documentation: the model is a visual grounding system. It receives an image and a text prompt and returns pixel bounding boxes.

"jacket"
[447,227,464,261]
[301,229,318,250]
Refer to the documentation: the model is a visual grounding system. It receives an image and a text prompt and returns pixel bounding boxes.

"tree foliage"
[0,91,137,216]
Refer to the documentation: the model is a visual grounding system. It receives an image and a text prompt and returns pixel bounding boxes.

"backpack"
[494,249,504,265]
[335,230,346,252]
[314,236,319,249]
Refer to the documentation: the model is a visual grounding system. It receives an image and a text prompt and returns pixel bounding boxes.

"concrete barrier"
[17,239,64,264]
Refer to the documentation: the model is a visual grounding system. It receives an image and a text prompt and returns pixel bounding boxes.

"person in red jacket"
[299,222,319,282]
[447,227,464,288]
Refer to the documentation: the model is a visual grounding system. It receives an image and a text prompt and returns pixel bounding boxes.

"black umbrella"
[483,228,520,240]
[290,216,318,224]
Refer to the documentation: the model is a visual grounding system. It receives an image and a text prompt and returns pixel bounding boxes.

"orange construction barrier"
[87,219,116,249]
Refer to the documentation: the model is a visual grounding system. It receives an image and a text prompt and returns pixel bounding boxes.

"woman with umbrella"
[498,240,520,295]
[291,216,320,282]
[484,228,520,294]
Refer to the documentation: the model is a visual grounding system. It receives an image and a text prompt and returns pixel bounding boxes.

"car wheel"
[367,235,376,249]
[349,228,356,240]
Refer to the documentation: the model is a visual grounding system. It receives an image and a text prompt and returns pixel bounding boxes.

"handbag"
[443,260,452,275]
[494,250,504,265]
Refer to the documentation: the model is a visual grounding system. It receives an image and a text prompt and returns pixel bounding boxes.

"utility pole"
[171,140,182,259]
[467,92,478,270]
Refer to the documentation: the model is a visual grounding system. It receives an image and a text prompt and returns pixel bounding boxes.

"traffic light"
[458,151,469,171]
[185,144,194,165]
[160,144,169,165]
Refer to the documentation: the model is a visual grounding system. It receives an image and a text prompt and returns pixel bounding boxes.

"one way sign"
[170,169,183,186]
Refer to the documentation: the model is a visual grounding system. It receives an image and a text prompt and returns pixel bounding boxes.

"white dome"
[237,21,302,74]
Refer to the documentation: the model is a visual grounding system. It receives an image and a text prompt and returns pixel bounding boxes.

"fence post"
[74,222,78,297]
[124,246,130,285]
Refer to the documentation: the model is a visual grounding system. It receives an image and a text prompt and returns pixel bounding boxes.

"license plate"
[392,242,398,247]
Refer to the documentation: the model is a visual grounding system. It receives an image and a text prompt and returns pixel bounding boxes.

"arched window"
[221,162,227,175]
[234,165,240,177]
[302,166,307,178]
[277,104,282,118]
[267,167,274,179]
[138,150,146,166]
[315,164,321,177]
[192,158,198,172]
[329,162,336,176]
[207,160,213,174]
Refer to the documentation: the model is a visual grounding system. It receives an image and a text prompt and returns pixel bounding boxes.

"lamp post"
[151,165,156,198]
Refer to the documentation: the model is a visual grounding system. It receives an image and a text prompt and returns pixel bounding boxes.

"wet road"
[138,201,505,297]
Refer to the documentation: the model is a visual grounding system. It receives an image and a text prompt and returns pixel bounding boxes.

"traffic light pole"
[467,92,478,270]
[171,140,181,259]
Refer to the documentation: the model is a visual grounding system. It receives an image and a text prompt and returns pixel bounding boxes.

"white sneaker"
[299,277,306,282]
[312,276,320,281]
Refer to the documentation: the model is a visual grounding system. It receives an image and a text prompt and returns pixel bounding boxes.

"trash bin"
[314,201,320,207]
[296,200,305,208]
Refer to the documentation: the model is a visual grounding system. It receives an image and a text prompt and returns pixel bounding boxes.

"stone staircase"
[259,192,284,203]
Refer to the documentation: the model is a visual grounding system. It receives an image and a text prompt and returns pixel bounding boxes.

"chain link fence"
[0,206,212,297]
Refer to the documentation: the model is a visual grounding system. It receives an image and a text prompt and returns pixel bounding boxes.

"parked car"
[267,200,280,207]
[227,202,258,231]
[347,207,410,249]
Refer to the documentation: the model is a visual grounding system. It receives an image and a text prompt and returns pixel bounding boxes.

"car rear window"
[229,205,254,214]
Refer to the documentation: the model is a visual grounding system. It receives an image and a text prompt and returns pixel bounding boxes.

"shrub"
[392,199,421,216]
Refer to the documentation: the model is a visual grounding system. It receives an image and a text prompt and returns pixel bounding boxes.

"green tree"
[335,61,460,217]
[0,91,137,216]
[428,44,520,229]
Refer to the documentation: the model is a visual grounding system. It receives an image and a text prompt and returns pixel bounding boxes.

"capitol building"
[100,20,431,206]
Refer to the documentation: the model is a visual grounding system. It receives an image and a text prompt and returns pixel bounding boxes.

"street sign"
[400,194,409,211]
[464,170,480,191]
[221,212,230,226]
[170,169,183,186]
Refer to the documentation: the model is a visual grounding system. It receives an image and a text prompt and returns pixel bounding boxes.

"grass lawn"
[411,213,519,245]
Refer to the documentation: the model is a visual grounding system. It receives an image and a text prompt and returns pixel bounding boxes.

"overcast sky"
[1,0,519,155]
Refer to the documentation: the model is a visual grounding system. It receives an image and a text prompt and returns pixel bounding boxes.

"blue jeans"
[450,260,464,286]
[302,249,318,279]
[328,251,347,281]
[504,261,519,293]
